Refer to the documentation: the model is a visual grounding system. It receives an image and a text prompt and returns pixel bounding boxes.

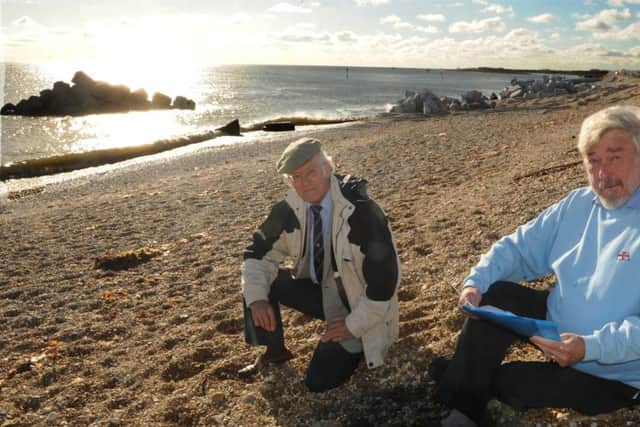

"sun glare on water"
[30,60,207,154]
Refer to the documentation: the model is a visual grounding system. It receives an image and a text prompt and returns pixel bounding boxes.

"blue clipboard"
[462,304,561,341]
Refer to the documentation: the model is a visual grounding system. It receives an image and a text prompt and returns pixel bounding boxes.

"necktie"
[310,205,324,284]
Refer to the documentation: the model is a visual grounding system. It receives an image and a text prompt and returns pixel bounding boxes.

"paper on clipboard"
[461,304,561,341]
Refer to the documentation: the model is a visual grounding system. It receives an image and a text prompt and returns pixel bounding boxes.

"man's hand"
[321,318,354,342]
[530,333,586,367]
[250,300,276,332]
[458,286,482,317]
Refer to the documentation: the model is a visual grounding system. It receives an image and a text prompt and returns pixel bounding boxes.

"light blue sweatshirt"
[465,186,640,389]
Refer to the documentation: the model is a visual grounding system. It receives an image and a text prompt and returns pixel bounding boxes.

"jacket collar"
[284,174,354,220]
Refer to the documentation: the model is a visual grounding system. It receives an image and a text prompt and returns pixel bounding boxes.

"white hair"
[578,105,640,155]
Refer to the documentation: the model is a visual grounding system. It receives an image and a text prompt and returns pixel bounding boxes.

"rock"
[422,96,445,115]
[391,89,446,114]
[241,393,257,404]
[152,92,171,108]
[23,395,41,411]
[128,89,150,110]
[0,102,16,115]
[46,412,57,424]
[461,90,483,104]
[173,95,195,110]
[15,96,44,116]
[2,71,194,116]
[509,88,523,98]
[71,70,95,88]
[216,119,241,136]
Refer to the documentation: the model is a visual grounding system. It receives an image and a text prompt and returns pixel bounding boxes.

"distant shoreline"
[452,66,609,79]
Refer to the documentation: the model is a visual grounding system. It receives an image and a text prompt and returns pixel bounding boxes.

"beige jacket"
[242,174,400,368]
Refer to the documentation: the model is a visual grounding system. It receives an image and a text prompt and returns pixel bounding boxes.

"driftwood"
[513,160,582,182]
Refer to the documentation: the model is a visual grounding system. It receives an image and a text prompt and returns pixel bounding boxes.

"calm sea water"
[1,63,538,168]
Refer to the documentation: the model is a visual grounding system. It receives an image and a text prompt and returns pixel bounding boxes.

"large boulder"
[391,89,446,114]
[128,89,150,110]
[71,71,95,89]
[15,96,44,116]
[0,103,16,115]
[461,90,484,104]
[173,96,195,110]
[151,92,171,108]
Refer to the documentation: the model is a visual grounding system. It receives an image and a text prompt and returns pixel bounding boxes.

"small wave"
[243,116,360,132]
[0,130,218,180]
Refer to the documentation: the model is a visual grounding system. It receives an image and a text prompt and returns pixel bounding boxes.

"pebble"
[242,393,256,404]
[24,395,41,411]
[46,412,57,424]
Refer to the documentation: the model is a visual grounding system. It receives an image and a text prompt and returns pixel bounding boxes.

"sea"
[1,63,546,182]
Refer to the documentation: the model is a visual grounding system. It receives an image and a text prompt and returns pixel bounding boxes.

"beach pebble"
[241,393,257,404]
[23,395,41,411]
[46,412,57,424]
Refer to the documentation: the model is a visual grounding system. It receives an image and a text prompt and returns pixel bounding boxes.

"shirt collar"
[592,185,640,210]
[308,190,332,212]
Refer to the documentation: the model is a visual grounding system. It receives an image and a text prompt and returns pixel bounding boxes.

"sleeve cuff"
[582,334,601,361]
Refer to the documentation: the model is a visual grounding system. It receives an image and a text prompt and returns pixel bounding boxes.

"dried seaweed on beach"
[94,246,164,270]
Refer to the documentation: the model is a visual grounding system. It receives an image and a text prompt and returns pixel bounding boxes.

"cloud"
[484,4,514,15]
[416,25,439,34]
[268,2,312,13]
[12,15,41,28]
[608,0,640,6]
[449,2,464,6]
[527,13,555,24]
[277,31,331,43]
[417,13,446,23]
[381,15,439,33]
[336,31,358,42]
[354,0,390,5]
[449,17,506,34]
[593,21,640,40]
[471,1,513,16]
[548,32,561,41]
[575,8,631,31]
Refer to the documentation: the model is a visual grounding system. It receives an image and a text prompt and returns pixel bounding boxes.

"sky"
[2,0,640,71]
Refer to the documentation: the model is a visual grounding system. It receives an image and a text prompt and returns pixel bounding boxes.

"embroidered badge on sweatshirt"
[617,251,630,261]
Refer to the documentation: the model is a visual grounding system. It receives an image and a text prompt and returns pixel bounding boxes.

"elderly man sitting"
[432,105,640,426]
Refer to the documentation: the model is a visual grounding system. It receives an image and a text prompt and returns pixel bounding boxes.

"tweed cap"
[276,138,322,174]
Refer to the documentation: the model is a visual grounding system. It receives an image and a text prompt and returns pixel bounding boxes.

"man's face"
[585,128,640,208]
[290,155,331,205]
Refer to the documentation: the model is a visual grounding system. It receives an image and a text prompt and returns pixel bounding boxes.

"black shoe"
[237,348,294,378]
[428,356,451,385]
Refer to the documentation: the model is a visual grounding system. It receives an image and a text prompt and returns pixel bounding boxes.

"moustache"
[597,178,622,190]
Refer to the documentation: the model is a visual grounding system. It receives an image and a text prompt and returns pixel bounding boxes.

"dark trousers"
[243,269,362,392]
[435,281,640,424]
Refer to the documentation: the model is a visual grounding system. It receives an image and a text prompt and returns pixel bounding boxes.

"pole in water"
[346,67,349,80]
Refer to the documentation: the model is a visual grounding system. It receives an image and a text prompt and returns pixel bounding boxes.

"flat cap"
[276,138,322,174]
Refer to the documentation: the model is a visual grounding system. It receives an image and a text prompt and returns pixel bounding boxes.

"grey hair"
[318,151,335,174]
[578,105,640,155]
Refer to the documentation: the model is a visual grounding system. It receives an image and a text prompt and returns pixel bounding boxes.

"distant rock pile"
[390,75,603,115]
[0,71,196,117]
[390,89,495,114]
[499,75,599,99]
